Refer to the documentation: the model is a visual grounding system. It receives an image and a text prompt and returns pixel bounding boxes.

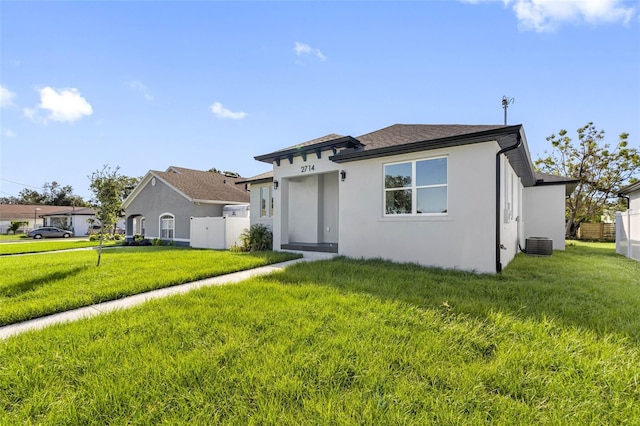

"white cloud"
[37,86,93,122]
[0,85,16,108]
[464,0,635,31]
[23,107,38,122]
[294,41,327,61]
[128,80,154,101]
[209,102,247,120]
[2,129,16,138]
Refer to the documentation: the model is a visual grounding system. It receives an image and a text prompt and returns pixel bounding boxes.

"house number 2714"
[300,165,315,173]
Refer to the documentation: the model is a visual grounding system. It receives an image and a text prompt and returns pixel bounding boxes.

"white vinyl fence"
[190,217,250,250]
[616,211,640,261]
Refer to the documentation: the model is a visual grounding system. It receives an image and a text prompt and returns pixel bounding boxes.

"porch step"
[281,242,338,253]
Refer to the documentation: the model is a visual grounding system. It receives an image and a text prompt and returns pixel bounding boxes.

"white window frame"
[159,213,175,239]
[260,186,271,218]
[383,156,448,216]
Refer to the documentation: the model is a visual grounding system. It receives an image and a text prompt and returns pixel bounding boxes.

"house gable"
[123,166,250,244]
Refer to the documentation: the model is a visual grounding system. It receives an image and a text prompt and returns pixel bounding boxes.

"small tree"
[7,220,28,234]
[89,165,125,266]
[535,122,640,237]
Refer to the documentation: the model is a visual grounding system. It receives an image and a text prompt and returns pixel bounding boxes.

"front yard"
[0,247,299,326]
[0,242,639,424]
[0,239,118,256]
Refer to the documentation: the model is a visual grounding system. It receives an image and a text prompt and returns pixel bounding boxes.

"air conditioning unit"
[526,237,553,256]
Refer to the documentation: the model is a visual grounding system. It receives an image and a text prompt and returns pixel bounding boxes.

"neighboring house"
[254,123,577,273]
[122,166,250,246]
[616,180,640,261]
[236,171,274,230]
[0,204,67,234]
[40,207,96,236]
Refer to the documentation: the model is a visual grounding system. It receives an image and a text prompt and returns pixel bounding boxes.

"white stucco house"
[250,123,577,274]
[0,204,65,234]
[616,180,640,261]
[40,207,99,236]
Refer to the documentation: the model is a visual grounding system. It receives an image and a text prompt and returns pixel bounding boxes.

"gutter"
[495,133,522,273]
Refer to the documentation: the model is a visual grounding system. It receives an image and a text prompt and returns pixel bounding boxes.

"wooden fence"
[577,223,616,241]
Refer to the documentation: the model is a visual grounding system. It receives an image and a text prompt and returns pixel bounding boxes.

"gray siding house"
[122,166,250,245]
[254,123,577,273]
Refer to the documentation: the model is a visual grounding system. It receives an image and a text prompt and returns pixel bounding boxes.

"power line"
[0,178,41,190]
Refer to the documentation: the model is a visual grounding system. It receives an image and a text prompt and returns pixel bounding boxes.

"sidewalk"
[0,254,329,340]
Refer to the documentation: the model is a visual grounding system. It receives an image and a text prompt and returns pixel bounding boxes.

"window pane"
[385,189,412,214]
[417,187,447,214]
[260,187,268,217]
[416,158,447,186]
[160,215,174,239]
[384,163,412,189]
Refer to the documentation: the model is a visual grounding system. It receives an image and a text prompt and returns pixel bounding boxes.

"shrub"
[229,243,246,252]
[123,237,151,246]
[239,224,272,252]
[8,220,28,234]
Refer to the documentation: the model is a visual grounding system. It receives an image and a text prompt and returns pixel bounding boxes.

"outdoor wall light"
[273,180,279,190]
[340,170,347,181]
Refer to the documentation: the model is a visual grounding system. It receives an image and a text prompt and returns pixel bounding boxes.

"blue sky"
[1,0,639,201]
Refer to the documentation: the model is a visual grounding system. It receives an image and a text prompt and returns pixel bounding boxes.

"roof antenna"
[502,96,514,125]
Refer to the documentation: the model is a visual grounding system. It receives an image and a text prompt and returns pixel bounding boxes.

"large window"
[259,185,274,218]
[160,214,174,239]
[384,157,447,215]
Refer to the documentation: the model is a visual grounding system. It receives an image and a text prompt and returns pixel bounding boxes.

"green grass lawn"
[0,239,116,255]
[1,242,639,424]
[0,234,29,242]
[0,247,299,326]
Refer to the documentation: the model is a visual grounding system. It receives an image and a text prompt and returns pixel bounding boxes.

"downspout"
[495,133,522,273]
[619,193,631,258]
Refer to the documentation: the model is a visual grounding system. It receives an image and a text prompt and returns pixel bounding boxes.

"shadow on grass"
[265,244,640,342]
[0,266,88,298]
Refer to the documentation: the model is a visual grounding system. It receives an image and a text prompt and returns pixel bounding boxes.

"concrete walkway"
[0,254,330,340]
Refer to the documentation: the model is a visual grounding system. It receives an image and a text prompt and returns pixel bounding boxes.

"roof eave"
[331,125,524,163]
[619,180,640,195]
[192,199,249,205]
[255,136,363,164]
[235,178,273,185]
[535,180,580,197]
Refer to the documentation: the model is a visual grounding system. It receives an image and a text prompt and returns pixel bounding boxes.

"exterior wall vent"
[525,237,553,256]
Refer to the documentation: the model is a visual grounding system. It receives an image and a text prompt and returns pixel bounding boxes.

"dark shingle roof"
[255,123,571,190]
[152,166,250,203]
[534,172,578,185]
[534,171,579,196]
[235,171,273,185]
[355,124,509,150]
[266,133,345,155]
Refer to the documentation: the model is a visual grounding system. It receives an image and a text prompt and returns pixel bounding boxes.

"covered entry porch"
[278,171,340,254]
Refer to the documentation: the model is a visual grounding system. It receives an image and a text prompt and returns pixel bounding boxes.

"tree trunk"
[566,210,576,238]
[96,232,103,267]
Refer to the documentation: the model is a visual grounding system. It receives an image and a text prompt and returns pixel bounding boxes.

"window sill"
[379,215,452,222]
